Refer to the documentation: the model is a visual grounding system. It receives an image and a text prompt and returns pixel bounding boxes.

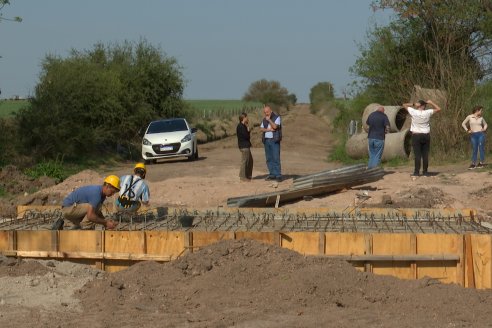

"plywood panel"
[372,233,414,279]
[0,231,9,251]
[59,231,102,253]
[146,231,185,259]
[325,232,366,255]
[470,235,492,289]
[417,234,460,285]
[235,232,276,245]
[105,260,137,273]
[16,231,54,252]
[105,231,145,254]
[192,231,234,249]
[280,232,319,255]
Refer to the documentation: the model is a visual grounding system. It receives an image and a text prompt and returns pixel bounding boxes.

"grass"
[185,99,262,119]
[0,99,29,117]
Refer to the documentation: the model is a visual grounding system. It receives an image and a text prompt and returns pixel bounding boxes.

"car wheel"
[152,159,157,164]
[188,145,197,161]
[144,159,151,165]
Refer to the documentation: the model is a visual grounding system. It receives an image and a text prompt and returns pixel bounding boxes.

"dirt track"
[2,104,492,327]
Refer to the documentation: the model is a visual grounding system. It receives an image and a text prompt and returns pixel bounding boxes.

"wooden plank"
[372,233,414,280]
[11,250,171,261]
[364,234,373,273]
[325,232,366,255]
[418,234,461,285]
[410,234,417,279]
[0,231,10,252]
[192,231,234,250]
[470,234,492,289]
[235,231,276,245]
[59,231,101,253]
[280,232,319,255]
[8,231,16,252]
[465,234,475,288]
[146,231,186,259]
[16,231,53,252]
[330,254,459,261]
[457,235,465,286]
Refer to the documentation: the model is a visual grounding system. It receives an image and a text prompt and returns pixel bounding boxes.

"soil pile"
[0,239,487,327]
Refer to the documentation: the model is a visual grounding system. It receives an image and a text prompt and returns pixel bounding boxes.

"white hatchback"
[141,118,198,163]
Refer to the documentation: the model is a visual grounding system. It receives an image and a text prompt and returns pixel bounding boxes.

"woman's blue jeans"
[470,132,486,164]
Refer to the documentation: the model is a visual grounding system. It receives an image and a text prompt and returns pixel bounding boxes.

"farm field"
[185,99,262,119]
[0,99,29,117]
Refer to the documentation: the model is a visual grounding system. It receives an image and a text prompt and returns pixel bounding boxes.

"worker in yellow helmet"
[54,175,120,230]
[115,163,150,213]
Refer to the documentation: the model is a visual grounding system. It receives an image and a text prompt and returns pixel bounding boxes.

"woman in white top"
[402,99,441,177]
[461,105,488,169]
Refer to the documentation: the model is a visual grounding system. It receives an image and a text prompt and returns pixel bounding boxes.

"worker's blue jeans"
[367,138,385,169]
[264,138,281,178]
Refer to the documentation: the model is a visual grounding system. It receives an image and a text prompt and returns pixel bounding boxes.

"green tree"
[0,0,22,22]
[242,79,294,108]
[309,82,335,111]
[17,39,185,160]
[353,0,492,155]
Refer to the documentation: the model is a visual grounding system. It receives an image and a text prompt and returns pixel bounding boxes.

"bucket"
[179,215,194,228]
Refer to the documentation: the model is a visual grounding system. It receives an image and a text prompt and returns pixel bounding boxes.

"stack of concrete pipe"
[345,103,412,161]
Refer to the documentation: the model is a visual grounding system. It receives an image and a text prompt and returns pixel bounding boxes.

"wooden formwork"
[0,229,491,289]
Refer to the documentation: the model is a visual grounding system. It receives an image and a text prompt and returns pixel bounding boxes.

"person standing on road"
[402,99,442,177]
[462,105,488,169]
[236,112,254,182]
[366,106,390,169]
[57,175,120,230]
[115,163,151,212]
[260,104,282,182]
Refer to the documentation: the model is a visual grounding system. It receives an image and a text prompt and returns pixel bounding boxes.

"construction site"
[1,105,492,327]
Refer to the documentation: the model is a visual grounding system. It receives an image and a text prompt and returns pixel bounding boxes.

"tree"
[0,0,22,22]
[309,82,335,110]
[17,39,185,160]
[242,79,294,108]
[352,0,492,155]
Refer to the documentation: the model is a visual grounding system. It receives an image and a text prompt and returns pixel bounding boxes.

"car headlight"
[142,138,151,146]
[181,134,192,142]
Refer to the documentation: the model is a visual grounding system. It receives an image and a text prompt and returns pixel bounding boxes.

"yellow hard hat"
[134,162,146,172]
[103,175,120,190]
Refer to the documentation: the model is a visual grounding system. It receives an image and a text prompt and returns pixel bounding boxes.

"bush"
[17,39,185,161]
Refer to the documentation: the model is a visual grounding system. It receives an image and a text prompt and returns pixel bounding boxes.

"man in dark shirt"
[236,112,253,181]
[366,106,390,168]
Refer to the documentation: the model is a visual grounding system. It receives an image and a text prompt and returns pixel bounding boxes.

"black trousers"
[412,133,430,174]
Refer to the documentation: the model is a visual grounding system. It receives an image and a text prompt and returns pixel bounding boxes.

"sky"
[0,1,392,103]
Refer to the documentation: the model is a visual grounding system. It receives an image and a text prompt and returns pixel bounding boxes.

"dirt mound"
[67,239,492,327]
[0,256,49,277]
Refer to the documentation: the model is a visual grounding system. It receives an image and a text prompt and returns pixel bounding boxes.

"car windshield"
[147,120,188,134]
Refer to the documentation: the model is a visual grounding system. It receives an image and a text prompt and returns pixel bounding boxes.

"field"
[185,99,263,119]
[0,99,29,117]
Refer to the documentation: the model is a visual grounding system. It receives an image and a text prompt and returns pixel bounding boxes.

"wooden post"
[184,231,193,254]
[318,232,325,255]
[410,234,417,279]
[364,233,373,273]
[465,234,475,288]
[50,230,59,253]
[8,231,16,254]
[457,234,465,287]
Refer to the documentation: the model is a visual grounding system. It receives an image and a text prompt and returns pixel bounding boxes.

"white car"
[141,118,198,163]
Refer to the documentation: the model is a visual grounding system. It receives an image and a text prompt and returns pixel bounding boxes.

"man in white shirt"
[402,99,441,177]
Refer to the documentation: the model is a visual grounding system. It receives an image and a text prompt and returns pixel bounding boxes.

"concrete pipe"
[345,129,411,161]
[362,103,410,133]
